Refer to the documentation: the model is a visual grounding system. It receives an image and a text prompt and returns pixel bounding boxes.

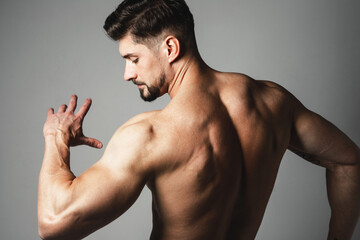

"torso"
[144,72,293,239]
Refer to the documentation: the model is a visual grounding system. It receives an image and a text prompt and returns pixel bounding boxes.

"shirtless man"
[37,0,360,239]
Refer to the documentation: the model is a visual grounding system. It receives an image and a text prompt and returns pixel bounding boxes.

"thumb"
[80,136,103,149]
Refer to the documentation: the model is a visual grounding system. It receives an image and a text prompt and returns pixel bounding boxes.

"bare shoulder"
[218,72,286,95]
[218,72,298,109]
[255,79,305,119]
[257,79,294,100]
[113,111,160,145]
[120,110,161,129]
[257,79,292,95]
[100,110,163,176]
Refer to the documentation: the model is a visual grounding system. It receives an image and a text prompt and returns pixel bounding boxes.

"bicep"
[53,162,145,238]
[58,127,150,238]
[289,103,358,168]
[74,162,145,219]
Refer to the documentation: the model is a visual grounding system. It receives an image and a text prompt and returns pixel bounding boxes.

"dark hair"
[104,0,196,52]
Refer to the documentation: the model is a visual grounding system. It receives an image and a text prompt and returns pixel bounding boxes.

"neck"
[167,53,210,99]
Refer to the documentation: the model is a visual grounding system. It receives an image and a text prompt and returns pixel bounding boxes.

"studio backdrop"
[0,0,359,239]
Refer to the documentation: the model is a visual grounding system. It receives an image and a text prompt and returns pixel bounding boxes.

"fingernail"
[97,143,102,148]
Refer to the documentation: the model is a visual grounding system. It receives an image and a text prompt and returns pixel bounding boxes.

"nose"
[123,62,137,81]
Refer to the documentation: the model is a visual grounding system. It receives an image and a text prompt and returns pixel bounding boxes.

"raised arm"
[38,95,152,240]
[288,98,360,240]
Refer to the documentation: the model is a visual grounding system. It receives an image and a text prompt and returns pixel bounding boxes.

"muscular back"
[142,73,293,239]
[38,67,358,239]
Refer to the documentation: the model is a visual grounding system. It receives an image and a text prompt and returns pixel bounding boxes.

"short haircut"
[104,0,196,53]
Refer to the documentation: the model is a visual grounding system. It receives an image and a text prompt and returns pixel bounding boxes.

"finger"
[47,108,54,117]
[80,136,103,149]
[58,104,67,113]
[67,94,78,113]
[76,98,92,119]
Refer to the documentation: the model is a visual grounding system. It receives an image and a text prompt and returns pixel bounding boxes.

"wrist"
[44,132,71,166]
[44,129,70,146]
[44,131,70,156]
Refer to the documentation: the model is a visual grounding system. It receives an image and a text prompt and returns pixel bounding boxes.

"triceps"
[288,145,321,166]
[288,146,345,173]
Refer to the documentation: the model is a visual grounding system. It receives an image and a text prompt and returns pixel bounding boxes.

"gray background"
[0,0,359,239]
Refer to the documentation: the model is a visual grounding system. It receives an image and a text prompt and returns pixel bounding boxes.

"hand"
[43,95,103,149]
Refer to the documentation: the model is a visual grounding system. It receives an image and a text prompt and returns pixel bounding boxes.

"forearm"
[38,96,107,239]
[326,161,360,240]
[38,134,76,236]
[40,133,72,172]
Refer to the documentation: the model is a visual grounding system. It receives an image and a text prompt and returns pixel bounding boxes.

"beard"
[136,73,166,102]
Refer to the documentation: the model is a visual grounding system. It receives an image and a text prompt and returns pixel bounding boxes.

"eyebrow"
[122,53,138,59]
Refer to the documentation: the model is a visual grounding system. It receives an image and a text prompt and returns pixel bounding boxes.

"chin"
[139,91,159,102]
[141,95,158,102]
[139,86,162,102]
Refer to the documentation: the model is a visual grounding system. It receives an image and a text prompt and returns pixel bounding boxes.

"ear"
[164,36,180,64]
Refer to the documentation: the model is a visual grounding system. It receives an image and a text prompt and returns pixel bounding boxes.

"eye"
[131,58,139,64]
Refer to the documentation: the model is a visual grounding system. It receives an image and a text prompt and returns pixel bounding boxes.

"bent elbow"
[38,217,56,240]
[356,147,360,165]
[327,146,360,173]
[38,211,84,240]
[38,213,69,240]
[349,146,360,166]
[38,214,62,240]
[341,145,360,167]
[338,147,360,172]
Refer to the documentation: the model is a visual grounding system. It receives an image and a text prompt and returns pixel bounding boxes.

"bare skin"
[38,34,360,240]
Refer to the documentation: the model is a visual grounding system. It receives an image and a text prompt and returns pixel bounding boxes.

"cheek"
[144,62,162,78]
[139,53,165,79]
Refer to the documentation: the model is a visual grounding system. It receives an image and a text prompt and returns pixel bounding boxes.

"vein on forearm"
[42,135,74,178]
[39,136,77,217]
